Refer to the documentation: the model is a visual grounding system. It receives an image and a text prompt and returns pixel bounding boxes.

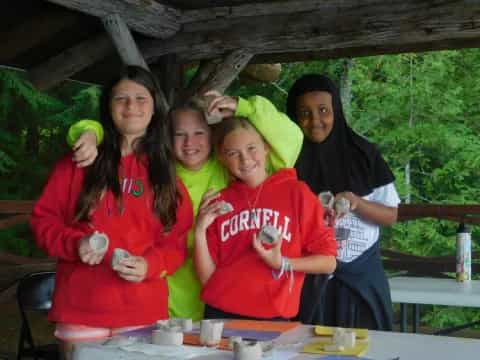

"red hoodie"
[202,168,336,319]
[31,153,193,327]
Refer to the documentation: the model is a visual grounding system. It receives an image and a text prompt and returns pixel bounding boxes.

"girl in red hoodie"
[194,116,337,320]
[30,66,192,359]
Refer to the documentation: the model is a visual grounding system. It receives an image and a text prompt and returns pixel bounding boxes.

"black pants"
[204,304,289,321]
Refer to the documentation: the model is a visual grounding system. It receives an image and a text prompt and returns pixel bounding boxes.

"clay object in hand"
[318,191,335,209]
[334,197,351,218]
[258,225,280,245]
[89,232,109,255]
[111,248,131,269]
[218,201,234,215]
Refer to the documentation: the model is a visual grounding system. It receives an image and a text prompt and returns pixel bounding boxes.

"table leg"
[412,304,420,333]
[400,303,407,332]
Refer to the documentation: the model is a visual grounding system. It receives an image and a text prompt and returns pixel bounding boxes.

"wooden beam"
[28,34,113,91]
[251,38,480,64]
[194,50,253,96]
[181,0,349,25]
[143,0,480,62]
[102,14,170,114]
[45,0,180,38]
[0,6,78,62]
[180,59,221,103]
[398,204,480,224]
[151,54,182,107]
[102,14,148,70]
[0,215,29,231]
[0,200,34,214]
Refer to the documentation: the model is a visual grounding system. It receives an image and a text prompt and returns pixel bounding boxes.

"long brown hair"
[75,66,179,230]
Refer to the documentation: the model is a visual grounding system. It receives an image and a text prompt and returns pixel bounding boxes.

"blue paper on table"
[120,324,282,342]
[319,356,372,360]
[189,327,281,341]
[221,328,281,341]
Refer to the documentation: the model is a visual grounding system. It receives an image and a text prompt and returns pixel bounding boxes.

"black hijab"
[287,74,394,197]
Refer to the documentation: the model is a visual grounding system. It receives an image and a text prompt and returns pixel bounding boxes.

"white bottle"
[456,223,471,282]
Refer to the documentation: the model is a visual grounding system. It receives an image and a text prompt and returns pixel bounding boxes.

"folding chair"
[16,271,59,360]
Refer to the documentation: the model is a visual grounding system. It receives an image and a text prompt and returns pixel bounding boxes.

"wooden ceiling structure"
[1,0,480,105]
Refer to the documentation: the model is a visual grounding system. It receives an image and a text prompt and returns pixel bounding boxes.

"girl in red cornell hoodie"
[194,116,337,320]
[30,66,192,359]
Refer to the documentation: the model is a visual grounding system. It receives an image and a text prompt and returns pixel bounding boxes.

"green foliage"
[0,67,100,256]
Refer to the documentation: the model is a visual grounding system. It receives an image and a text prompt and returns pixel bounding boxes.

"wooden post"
[103,13,169,114]
[181,59,221,103]
[152,54,182,107]
[102,13,148,70]
[195,49,253,97]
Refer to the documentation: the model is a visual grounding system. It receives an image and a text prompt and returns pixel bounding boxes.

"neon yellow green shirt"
[67,95,303,320]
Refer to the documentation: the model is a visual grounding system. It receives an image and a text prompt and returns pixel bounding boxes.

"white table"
[73,325,480,360]
[388,277,480,332]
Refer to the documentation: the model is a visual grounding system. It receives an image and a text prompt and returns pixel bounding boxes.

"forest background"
[1,49,480,330]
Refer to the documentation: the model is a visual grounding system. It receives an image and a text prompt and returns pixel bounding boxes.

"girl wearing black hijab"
[287,74,400,330]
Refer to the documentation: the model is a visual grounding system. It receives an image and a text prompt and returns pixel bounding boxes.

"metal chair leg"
[400,303,407,332]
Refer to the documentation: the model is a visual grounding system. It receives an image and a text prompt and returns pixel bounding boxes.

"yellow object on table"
[314,325,369,339]
[302,326,369,356]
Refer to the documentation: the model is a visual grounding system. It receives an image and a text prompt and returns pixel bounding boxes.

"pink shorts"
[55,323,151,343]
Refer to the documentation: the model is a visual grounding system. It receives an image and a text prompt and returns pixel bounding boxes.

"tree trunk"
[340,58,354,121]
[405,55,414,204]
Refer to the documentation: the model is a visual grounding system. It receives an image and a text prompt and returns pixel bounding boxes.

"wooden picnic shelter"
[2,0,480,296]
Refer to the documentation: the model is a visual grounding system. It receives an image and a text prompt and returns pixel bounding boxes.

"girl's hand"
[114,256,148,282]
[204,90,238,119]
[252,232,283,270]
[196,189,222,231]
[72,130,98,168]
[78,235,105,265]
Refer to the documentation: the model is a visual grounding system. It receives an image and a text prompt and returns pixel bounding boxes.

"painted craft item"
[199,320,224,346]
[152,325,184,346]
[258,225,280,245]
[89,231,109,255]
[168,318,193,332]
[318,191,335,209]
[233,340,262,360]
[111,248,131,269]
[219,201,234,215]
[318,191,350,218]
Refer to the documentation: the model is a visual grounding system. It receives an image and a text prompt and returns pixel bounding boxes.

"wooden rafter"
[28,34,113,91]
[193,49,253,97]
[102,14,149,70]
[102,13,170,115]
[142,0,480,62]
[180,0,350,24]
[0,6,78,62]
[45,0,180,38]
[180,59,221,103]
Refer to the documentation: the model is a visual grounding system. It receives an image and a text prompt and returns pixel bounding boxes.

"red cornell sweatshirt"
[202,168,336,319]
[30,153,193,327]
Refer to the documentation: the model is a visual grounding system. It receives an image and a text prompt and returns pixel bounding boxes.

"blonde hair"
[214,116,263,152]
